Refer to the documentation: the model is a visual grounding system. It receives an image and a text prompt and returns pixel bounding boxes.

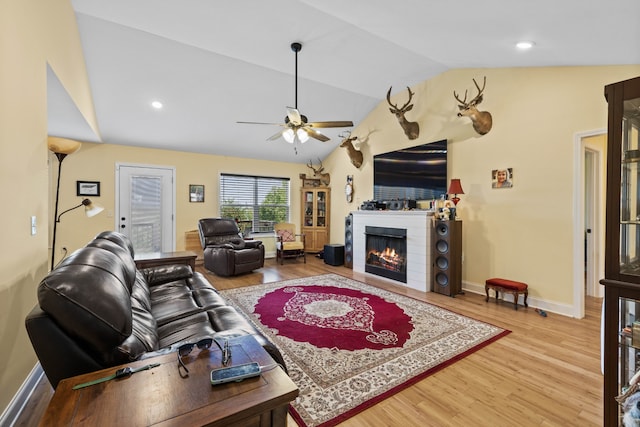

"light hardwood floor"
[16,256,603,426]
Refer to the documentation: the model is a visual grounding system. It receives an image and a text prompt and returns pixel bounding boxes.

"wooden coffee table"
[134,250,197,270]
[39,335,298,426]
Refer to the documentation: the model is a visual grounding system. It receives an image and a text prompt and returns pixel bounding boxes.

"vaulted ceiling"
[47,0,640,164]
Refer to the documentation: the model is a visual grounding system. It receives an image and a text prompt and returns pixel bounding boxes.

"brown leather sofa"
[198,218,265,276]
[25,231,284,388]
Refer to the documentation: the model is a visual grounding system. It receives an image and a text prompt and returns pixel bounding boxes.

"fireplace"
[365,226,407,283]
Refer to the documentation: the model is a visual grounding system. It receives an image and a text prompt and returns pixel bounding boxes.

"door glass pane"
[620,97,640,276]
[317,190,326,227]
[131,176,162,253]
[304,191,313,227]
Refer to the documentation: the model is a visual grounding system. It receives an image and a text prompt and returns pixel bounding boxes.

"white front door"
[116,163,175,253]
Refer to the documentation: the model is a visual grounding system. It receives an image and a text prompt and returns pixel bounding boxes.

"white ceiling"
[47,0,640,164]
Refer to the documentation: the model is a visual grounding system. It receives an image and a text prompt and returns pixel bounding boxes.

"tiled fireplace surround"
[351,210,434,292]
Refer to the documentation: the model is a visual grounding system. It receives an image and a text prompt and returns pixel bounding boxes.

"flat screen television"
[373,139,447,201]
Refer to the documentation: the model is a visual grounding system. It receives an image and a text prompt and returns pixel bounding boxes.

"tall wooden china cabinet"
[301,186,330,252]
[601,76,640,426]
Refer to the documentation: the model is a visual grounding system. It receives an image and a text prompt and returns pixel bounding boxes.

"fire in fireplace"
[365,226,407,283]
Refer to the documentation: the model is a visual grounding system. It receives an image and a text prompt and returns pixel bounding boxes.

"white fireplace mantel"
[351,210,434,292]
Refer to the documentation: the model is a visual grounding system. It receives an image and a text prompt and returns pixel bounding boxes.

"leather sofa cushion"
[208,306,256,333]
[192,288,229,310]
[87,239,138,290]
[157,312,217,348]
[142,264,193,287]
[111,304,159,364]
[38,247,133,358]
[94,230,136,255]
[152,289,202,327]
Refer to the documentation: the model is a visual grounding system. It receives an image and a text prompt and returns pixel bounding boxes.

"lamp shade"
[448,179,464,195]
[82,198,104,217]
[48,137,82,155]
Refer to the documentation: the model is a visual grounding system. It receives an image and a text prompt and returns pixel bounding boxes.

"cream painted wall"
[324,65,640,315]
[54,143,309,258]
[0,0,97,415]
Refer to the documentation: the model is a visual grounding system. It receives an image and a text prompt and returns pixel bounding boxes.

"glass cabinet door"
[304,190,314,227]
[618,296,640,421]
[620,99,640,277]
[316,190,327,227]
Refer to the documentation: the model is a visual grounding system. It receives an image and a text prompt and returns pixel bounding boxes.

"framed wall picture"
[77,181,100,196]
[491,168,513,189]
[189,184,205,202]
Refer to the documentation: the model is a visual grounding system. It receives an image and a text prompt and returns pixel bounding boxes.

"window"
[219,174,290,234]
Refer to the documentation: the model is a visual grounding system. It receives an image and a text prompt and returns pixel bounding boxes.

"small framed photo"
[492,168,513,189]
[189,184,205,202]
[77,181,100,196]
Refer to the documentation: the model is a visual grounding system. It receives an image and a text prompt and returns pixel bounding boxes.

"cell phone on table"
[210,362,261,385]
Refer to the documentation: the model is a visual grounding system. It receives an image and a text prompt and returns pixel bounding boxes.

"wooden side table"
[39,335,298,426]
[185,230,204,263]
[134,250,197,270]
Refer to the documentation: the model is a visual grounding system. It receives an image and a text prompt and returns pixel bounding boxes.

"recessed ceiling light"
[516,41,535,50]
[151,101,163,109]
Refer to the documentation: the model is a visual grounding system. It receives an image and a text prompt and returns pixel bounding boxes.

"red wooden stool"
[485,278,528,310]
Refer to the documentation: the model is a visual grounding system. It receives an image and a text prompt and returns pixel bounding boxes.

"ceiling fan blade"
[266,130,285,141]
[237,121,285,126]
[303,127,330,142]
[306,120,354,128]
[286,107,303,126]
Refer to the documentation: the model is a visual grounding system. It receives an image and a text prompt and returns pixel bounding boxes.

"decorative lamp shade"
[47,137,82,155]
[82,198,104,217]
[448,179,464,196]
[448,179,464,206]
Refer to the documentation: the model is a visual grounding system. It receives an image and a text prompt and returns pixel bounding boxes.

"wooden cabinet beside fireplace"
[301,187,330,253]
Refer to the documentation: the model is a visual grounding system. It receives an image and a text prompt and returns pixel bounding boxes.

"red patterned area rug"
[221,274,509,427]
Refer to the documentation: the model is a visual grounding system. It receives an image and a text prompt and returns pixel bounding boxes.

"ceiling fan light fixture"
[283,129,295,143]
[297,129,309,143]
[283,129,309,144]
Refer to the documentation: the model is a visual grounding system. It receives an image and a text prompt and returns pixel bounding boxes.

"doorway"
[116,163,176,253]
[573,130,606,318]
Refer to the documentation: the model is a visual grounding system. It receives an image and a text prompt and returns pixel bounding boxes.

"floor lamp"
[48,137,97,270]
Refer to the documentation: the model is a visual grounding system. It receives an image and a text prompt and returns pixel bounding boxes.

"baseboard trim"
[0,363,44,427]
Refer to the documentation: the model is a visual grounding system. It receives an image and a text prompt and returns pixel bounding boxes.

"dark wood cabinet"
[601,76,640,426]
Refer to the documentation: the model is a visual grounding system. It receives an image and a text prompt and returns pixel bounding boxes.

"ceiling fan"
[237,42,353,147]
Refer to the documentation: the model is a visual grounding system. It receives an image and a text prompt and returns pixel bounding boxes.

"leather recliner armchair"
[198,218,265,276]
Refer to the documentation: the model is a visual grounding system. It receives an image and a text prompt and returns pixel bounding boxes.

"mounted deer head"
[453,76,493,135]
[307,158,330,186]
[386,86,420,140]
[339,132,363,169]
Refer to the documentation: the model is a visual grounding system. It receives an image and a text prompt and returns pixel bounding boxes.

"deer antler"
[386,86,414,112]
[468,76,486,106]
[454,76,487,107]
[453,89,468,106]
